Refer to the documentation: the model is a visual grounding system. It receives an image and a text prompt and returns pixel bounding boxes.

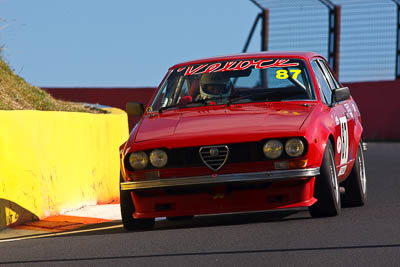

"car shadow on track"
[57,208,312,238]
[1,208,312,241]
[155,208,310,231]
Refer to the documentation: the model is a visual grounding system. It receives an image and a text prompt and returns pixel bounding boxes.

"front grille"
[199,145,229,171]
[168,147,202,167]
[166,142,264,169]
[126,138,307,171]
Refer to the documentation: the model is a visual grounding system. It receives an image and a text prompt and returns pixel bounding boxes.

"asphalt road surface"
[1,143,399,266]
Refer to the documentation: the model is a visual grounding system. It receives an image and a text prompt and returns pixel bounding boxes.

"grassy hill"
[0,56,97,112]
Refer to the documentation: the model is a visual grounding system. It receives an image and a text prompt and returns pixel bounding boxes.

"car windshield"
[151,58,315,112]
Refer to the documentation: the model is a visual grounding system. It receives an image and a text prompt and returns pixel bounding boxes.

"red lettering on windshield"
[233,60,269,71]
[184,64,207,76]
[258,59,299,69]
[215,61,237,72]
[203,63,222,73]
[179,59,299,76]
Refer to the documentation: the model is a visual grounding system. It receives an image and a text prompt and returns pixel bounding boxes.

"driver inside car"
[197,73,232,100]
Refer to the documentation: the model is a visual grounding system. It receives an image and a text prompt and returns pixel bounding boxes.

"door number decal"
[339,116,349,165]
[337,137,342,154]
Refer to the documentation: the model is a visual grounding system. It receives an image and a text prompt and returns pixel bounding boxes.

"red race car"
[119,52,367,230]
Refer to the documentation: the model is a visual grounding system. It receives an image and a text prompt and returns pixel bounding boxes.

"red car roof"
[170,51,322,70]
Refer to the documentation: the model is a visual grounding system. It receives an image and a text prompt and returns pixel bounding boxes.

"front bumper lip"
[120,167,320,191]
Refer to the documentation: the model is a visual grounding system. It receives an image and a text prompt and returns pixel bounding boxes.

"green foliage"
[0,57,99,112]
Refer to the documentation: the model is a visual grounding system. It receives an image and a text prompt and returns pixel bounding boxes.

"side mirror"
[126,102,144,116]
[332,87,350,103]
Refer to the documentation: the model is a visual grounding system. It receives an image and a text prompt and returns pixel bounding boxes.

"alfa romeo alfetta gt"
[119,52,367,230]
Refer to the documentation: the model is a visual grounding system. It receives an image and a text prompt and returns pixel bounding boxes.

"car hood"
[133,102,316,144]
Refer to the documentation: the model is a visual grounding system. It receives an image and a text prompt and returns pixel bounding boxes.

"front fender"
[120,122,143,182]
[354,119,363,148]
[301,105,334,168]
[305,124,332,168]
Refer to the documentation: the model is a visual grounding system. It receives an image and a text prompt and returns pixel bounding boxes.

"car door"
[318,59,356,178]
[310,59,352,180]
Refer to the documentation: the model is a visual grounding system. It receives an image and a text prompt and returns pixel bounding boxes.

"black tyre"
[309,141,341,217]
[341,141,367,207]
[120,174,155,231]
[166,216,194,221]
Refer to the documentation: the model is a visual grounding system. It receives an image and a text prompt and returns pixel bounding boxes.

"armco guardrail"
[0,108,128,229]
[44,80,400,140]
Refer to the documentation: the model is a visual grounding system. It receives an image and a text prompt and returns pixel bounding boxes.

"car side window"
[318,60,340,89]
[310,60,332,105]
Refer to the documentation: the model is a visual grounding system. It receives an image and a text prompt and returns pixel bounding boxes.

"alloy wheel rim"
[359,150,367,195]
[330,151,340,204]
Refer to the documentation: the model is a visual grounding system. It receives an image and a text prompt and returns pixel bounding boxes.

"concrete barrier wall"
[344,80,400,141]
[43,88,156,130]
[0,108,128,228]
[44,80,400,140]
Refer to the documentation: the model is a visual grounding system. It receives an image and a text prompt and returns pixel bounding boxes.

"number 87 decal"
[276,69,301,79]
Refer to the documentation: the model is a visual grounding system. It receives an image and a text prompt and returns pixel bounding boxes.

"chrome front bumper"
[120,167,320,191]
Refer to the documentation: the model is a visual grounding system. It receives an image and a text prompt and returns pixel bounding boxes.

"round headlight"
[129,151,148,170]
[285,138,305,157]
[149,149,168,168]
[263,140,283,159]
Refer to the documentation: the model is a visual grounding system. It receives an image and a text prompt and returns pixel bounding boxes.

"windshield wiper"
[184,99,209,107]
[185,96,228,106]
[159,96,229,112]
[228,91,281,105]
[158,99,210,113]
[158,104,183,113]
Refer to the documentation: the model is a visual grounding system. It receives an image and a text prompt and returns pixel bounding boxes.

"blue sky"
[2,1,397,86]
[1,0,260,87]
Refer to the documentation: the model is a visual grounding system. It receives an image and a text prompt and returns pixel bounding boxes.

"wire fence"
[251,0,398,82]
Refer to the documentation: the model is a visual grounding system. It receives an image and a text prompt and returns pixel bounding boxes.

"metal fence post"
[392,0,400,79]
[261,9,269,51]
[242,13,262,53]
[248,0,270,52]
[319,0,341,78]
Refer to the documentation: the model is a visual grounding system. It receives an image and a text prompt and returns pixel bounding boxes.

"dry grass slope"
[0,57,98,112]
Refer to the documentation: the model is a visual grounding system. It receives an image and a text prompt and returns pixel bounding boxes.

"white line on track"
[0,224,123,243]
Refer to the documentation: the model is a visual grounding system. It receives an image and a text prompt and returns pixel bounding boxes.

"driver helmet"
[199,73,231,100]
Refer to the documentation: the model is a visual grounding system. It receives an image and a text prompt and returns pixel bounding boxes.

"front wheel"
[341,141,367,207]
[309,141,341,217]
[120,174,155,231]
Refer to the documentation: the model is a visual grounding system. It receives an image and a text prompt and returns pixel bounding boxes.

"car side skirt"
[121,168,320,191]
